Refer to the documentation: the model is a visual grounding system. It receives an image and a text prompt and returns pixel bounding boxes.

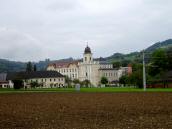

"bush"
[30,82,39,88]
[81,80,91,87]
[101,77,108,85]
[12,80,23,89]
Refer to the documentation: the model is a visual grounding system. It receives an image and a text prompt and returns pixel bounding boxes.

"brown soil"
[0,93,172,129]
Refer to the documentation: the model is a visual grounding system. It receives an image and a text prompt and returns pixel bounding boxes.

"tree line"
[117,47,172,88]
[26,62,37,72]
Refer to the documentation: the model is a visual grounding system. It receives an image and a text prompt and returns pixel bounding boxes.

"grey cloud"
[0,28,46,61]
[46,0,79,12]
[0,0,172,61]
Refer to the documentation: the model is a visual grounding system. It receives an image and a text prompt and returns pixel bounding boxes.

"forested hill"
[0,58,74,73]
[0,59,26,72]
[105,39,172,62]
[0,39,172,72]
[145,39,172,52]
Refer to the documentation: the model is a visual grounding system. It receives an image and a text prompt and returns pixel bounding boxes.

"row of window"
[57,68,77,73]
[103,72,118,77]
[100,65,113,69]
[69,74,77,79]
[50,84,64,87]
[30,78,64,83]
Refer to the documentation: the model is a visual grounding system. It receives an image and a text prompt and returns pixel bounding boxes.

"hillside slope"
[0,39,172,72]
[106,39,172,62]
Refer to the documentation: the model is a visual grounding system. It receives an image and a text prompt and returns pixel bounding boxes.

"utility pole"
[143,50,146,91]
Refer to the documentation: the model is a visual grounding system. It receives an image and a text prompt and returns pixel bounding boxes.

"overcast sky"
[0,0,172,62]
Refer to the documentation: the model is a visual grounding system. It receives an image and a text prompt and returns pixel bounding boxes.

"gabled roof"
[48,61,79,68]
[6,71,64,80]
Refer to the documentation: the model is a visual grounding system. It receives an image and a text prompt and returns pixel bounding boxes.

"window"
[54,79,56,81]
[90,57,91,61]
[42,79,43,82]
[50,79,51,82]
[85,57,87,61]
[86,72,88,77]
[45,79,46,82]
[61,78,63,81]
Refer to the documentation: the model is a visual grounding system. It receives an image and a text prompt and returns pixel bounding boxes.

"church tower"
[83,45,93,63]
[78,45,101,86]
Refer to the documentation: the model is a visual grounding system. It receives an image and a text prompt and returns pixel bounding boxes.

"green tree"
[130,70,143,88]
[30,81,39,88]
[119,75,128,86]
[73,79,80,84]
[166,47,172,70]
[12,79,23,89]
[124,63,143,88]
[101,76,108,85]
[149,49,168,76]
[81,80,91,87]
[112,62,121,69]
[65,76,72,87]
[121,60,130,67]
[26,62,33,72]
[33,64,37,71]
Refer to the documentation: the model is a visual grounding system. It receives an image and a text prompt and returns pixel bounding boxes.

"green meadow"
[0,87,172,93]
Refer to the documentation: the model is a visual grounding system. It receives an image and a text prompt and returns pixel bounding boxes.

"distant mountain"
[0,39,172,72]
[0,59,26,73]
[106,39,172,62]
[105,52,140,62]
[145,39,172,53]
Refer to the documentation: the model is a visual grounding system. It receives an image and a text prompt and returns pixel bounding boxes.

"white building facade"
[3,71,65,89]
[47,46,132,87]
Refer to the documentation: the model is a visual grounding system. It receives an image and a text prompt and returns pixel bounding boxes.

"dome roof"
[84,45,91,54]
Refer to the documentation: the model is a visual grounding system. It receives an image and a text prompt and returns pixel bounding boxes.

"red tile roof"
[48,61,79,68]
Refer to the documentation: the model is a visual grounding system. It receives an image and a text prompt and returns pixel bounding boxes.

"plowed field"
[0,93,172,129]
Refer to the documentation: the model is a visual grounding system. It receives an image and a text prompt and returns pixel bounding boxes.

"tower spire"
[86,42,88,47]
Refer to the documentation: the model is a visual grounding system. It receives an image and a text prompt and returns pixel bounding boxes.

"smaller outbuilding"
[0,73,13,88]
